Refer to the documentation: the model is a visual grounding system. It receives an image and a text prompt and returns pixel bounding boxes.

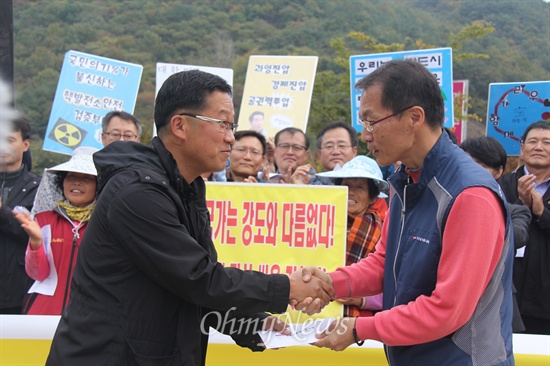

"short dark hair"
[52,172,68,196]
[355,59,445,129]
[102,111,142,135]
[316,121,359,149]
[460,136,507,171]
[154,70,232,132]
[274,127,309,150]
[248,111,264,122]
[521,120,550,143]
[11,113,32,140]
[233,130,267,155]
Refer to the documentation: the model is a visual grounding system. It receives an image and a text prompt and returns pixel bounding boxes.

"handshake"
[287,266,334,315]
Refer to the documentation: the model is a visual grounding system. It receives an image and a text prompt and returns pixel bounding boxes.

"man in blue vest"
[297,60,514,365]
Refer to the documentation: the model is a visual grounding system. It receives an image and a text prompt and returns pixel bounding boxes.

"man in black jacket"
[46,70,334,365]
[0,113,40,313]
[498,120,550,335]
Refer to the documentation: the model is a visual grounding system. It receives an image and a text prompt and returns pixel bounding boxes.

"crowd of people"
[0,60,548,365]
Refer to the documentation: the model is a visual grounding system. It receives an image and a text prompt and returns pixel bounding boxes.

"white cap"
[317,155,390,193]
[46,146,99,176]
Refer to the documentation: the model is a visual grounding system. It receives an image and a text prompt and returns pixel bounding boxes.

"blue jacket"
[384,134,514,365]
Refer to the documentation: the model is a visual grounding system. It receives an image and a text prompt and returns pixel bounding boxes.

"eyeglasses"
[179,113,238,134]
[359,106,414,132]
[103,131,139,141]
[276,143,307,152]
[319,144,353,151]
[232,146,263,157]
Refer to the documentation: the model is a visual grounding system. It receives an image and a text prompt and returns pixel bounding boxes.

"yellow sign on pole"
[238,55,318,137]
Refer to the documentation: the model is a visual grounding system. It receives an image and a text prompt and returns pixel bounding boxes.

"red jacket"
[24,209,87,315]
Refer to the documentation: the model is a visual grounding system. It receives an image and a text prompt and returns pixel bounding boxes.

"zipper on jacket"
[393,185,407,307]
[62,228,79,311]
[386,184,408,366]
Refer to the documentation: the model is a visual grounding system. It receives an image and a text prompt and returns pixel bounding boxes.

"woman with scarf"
[13,146,98,315]
[317,155,389,317]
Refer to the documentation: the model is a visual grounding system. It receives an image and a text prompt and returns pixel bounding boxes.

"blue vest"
[384,134,514,366]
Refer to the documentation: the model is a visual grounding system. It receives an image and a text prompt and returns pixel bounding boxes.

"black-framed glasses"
[179,113,238,134]
[359,106,414,132]
[276,143,307,152]
[102,131,139,141]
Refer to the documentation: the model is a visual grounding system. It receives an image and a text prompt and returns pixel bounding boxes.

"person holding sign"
[100,110,142,146]
[46,70,334,366]
[296,60,514,365]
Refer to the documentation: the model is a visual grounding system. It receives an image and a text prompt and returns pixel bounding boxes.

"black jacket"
[47,139,290,366]
[499,166,550,319]
[0,167,40,310]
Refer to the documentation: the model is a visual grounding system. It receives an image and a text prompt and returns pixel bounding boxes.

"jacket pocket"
[126,338,180,366]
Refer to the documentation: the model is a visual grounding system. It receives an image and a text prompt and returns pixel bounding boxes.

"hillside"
[11,0,549,170]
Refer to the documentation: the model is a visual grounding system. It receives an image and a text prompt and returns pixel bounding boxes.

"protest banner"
[43,50,142,154]
[238,55,318,137]
[350,48,453,130]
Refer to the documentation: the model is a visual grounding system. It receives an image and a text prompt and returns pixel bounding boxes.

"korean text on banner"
[43,50,143,155]
[154,63,234,137]
[350,48,453,131]
[238,55,318,138]
[206,183,347,323]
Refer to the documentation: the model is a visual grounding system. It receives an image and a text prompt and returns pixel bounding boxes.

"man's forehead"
[234,136,262,146]
[525,129,550,140]
[279,132,305,142]
[322,128,351,142]
[359,86,382,109]
[108,117,136,127]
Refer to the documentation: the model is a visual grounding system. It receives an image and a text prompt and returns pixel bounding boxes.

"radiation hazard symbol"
[48,118,87,149]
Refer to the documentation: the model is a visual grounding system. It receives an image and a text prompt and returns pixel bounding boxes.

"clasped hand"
[288,266,335,315]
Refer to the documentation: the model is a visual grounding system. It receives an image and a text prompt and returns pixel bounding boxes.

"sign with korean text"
[350,48,453,131]
[43,50,142,155]
[486,81,550,156]
[206,183,347,322]
[154,63,234,136]
[238,55,318,137]
[450,80,469,145]
[156,62,233,93]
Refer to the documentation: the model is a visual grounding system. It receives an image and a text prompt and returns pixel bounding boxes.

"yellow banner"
[206,182,347,322]
[237,55,318,137]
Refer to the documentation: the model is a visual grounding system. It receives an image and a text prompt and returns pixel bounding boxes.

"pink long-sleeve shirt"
[329,186,506,345]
